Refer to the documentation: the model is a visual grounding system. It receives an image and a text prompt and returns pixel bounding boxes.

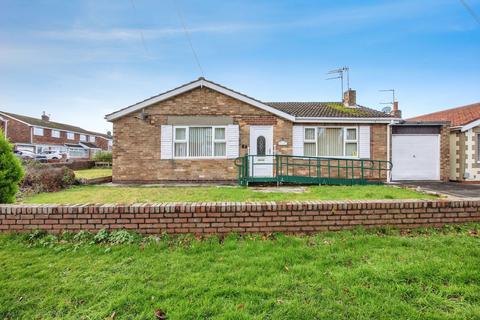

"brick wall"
[3,116,31,144]
[2,200,479,235]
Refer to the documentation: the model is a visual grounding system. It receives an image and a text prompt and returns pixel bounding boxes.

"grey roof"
[0,111,112,138]
[266,102,395,118]
[106,77,394,121]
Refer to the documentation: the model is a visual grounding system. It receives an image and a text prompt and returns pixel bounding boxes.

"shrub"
[21,162,76,194]
[93,151,112,163]
[0,131,24,203]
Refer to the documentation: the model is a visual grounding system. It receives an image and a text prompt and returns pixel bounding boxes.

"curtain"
[189,127,212,157]
[318,128,343,156]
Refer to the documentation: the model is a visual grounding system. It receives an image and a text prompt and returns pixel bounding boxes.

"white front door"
[250,126,274,177]
[392,134,440,180]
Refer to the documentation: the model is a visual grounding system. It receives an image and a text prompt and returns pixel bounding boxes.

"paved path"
[398,181,480,198]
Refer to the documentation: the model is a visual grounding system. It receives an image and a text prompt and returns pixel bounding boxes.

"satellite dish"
[381,106,392,113]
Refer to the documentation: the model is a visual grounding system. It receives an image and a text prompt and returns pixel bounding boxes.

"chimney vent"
[343,89,356,107]
[41,111,50,121]
[392,101,402,118]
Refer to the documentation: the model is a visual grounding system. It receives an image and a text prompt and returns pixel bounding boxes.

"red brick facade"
[1,116,31,144]
[1,200,479,235]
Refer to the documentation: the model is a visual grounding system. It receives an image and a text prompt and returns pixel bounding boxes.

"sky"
[0,0,479,133]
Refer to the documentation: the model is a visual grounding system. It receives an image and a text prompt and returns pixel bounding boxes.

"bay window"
[304,127,358,157]
[174,126,226,158]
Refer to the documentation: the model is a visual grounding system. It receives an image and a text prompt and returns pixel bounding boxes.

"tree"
[0,131,24,203]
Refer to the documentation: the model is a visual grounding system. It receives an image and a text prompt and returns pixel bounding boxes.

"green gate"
[234,154,392,186]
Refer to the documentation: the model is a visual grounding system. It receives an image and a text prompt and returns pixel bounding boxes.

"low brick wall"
[48,160,95,170]
[1,200,480,235]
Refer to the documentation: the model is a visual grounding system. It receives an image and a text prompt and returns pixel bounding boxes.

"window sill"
[172,157,228,160]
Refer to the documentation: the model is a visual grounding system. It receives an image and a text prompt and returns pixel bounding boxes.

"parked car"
[34,154,48,163]
[14,150,36,160]
[40,150,69,160]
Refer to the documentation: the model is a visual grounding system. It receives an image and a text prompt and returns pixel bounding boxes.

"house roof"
[266,102,394,119]
[0,111,111,138]
[105,77,397,123]
[408,102,480,127]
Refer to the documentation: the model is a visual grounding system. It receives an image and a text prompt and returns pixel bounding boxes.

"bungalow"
[409,102,480,182]
[0,111,112,158]
[106,77,416,184]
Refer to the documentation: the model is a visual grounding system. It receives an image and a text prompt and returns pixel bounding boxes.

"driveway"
[397,181,480,198]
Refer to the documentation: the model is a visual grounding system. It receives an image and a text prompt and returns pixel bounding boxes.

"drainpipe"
[386,120,393,183]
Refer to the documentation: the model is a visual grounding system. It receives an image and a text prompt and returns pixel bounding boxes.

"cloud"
[35,23,266,42]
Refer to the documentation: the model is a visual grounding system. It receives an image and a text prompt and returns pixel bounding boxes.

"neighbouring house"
[409,102,480,182]
[106,77,417,184]
[0,111,112,159]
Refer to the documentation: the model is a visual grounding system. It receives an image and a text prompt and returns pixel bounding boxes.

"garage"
[391,123,442,181]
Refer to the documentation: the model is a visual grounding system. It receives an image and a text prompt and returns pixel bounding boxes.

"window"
[304,127,358,157]
[80,134,87,142]
[33,127,44,136]
[173,126,226,158]
[67,132,75,140]
[257,136,266,156]
[89,136,95,143]
[51,130,60,138]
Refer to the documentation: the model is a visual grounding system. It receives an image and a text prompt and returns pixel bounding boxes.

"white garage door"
[392,134,440,181]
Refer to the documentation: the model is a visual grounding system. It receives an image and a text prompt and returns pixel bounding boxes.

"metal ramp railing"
[234,154,392,186]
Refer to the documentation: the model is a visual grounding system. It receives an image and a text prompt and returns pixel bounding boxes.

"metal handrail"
[234,154,392,186]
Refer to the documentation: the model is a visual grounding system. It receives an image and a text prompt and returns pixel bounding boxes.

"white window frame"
[173,125,227,159]
[51,130,60,138]
[33,127,44,136]
[79,134,87,142]
[89,135,96,143]
[67,132,75,140]
[303,126,359,158]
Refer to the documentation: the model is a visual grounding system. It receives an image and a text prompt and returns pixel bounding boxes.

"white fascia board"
[294,117,401,124]
[105,79,296,122]
[460,119,480,132]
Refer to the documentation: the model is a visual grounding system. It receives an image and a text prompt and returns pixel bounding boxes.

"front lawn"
[20,185,436,204]
[1,226,479,319]
[74,168,112,180]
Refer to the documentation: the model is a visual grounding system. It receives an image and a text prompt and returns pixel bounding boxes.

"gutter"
[294,117,402,124]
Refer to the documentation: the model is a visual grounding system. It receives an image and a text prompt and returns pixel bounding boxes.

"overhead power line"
[171,0,205,78]
[459,0,480,25]
[129,0,149,55]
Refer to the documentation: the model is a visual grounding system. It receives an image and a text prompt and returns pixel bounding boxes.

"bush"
[21,161,76,194]
[93,151,112,163]
[0,131,24,203]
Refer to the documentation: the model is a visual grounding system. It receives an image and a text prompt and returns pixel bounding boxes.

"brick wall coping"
[4,199,480,214]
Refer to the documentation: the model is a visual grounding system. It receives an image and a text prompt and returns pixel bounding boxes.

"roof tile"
[408,102,480,127]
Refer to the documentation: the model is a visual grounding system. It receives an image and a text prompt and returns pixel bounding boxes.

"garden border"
[1,199,480,235]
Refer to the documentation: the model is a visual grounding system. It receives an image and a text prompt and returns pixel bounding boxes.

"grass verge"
[20,185,437,204]
[74,168,112,180]
[0,225,479,319]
